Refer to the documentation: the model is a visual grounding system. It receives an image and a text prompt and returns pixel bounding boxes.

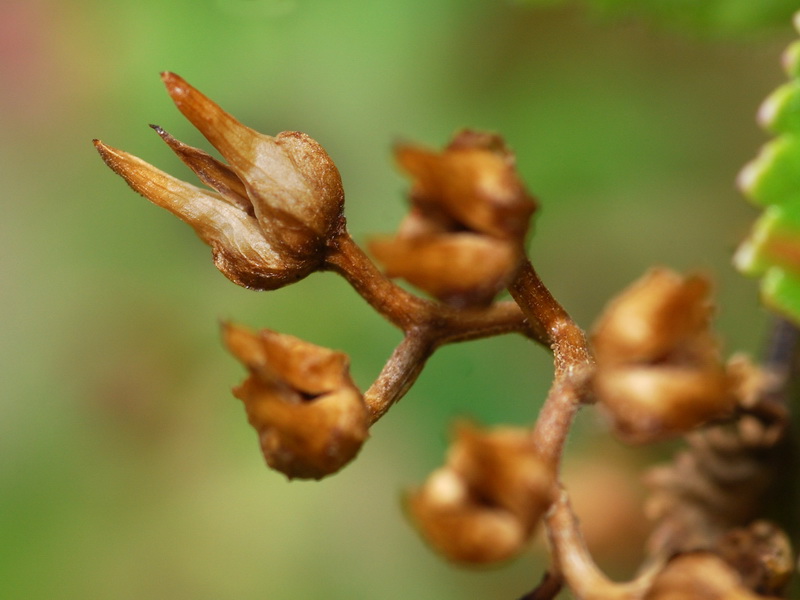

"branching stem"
[365,333,435,423]
[508,260,594,467]
[324,227,540,343]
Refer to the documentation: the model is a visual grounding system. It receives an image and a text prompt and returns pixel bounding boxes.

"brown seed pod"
[407,422,554,564]
[224,323,369,480]
[95,72,345,290]
[592,268,735,443]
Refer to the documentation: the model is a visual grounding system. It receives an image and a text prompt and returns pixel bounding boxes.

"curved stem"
[546,492,661,600]
[508,260,592,373]
[324,225,426,331]
[532,374,585,467]
[365,333,435,423]
[518,569,564,600]
[324,227,544,344]
[507,260,594,467]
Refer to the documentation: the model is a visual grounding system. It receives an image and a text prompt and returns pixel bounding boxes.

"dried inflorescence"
[95,72,344,291]
[644,382,792,567]
[592,268,736,444]
[96,74,795,599]
[717,521,795,595]
[370,131,536,308]
[407,422,554,564]
[224,323,368,479]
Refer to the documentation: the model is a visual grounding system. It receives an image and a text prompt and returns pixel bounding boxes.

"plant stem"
[518,569,563,600]
[546,492,661,600]
[507,260,594,466]
[508,260,592,373]
[325,227,556,423]
[325,224,424,331]
[324,227,540,343]
[365,333,435,423]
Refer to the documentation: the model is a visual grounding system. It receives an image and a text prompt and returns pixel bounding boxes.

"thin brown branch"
[326,228,558,425]
[324,223,426,331]
[507,259,594,467]
[508,260,592,373]
[365,333,436,423]
[531,374,586,468]
[518,569,564,600]
[324,226,544,344]
[546,492,661,600]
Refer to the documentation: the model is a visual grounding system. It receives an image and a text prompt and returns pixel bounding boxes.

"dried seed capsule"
[371,131,536,307]
[224,323,369,480]
[407,422,554,564]
[645,553,782,600]
[95,73,345,290]
[592,269,735,443]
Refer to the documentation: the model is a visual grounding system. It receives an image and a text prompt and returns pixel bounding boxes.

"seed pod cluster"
[370,131,537,308]
[592,268,735,444]
[407,422,554,564]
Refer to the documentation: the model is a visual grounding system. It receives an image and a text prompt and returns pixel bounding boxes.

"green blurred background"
[2,0,799,598]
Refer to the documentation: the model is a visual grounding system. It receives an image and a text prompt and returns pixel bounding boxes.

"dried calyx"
[407,422,554,564]
[645,552,784,600]
[591,268,736,443]
[94,72,344,290]
[370,131,537,308]
[224,323,368,480]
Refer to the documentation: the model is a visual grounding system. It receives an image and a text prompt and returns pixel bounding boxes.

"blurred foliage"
[736,18,800,324]
[2,0,799,598]
[521,0,800,36]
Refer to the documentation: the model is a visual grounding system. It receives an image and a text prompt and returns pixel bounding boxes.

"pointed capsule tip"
[93,139,116,166]
[93,139,113,160]
[161,71,187,95]
[93,138,122,156]
[93,140,137,180]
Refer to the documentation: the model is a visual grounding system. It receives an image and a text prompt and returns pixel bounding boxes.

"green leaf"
[739,136,800,207]
[762,267,800,318]
[736,11,800,323]
[759,82,800,134]
[735,204,800,274]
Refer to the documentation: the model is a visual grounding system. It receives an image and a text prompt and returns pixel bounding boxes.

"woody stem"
[324,226,545,344]
[507,260,593,467]
[364,333,435,423]
[546,492,661,600]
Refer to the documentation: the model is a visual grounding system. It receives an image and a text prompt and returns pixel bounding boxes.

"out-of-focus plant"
[93,10,800,599]
[520,0,800,35]
[737,12,800,325]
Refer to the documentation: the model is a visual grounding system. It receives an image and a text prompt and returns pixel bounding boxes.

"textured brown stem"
[546,492,661,600]
[325,227,552,424]
[365,333,435,423]
[518,569,564,600]
[507,260,593,467]
[324,227,545,343]
[508,260,592,373]
[324,225,425,331]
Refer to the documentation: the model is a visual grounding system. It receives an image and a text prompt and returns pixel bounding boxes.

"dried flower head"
[407,422,554,564]
[645,552,782,600]
[592,268,735,443]
[95,72,344,290]
[370,131,537,307]
[645,402,790,559]
[716,521,794,596]
[223,323,368,480]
